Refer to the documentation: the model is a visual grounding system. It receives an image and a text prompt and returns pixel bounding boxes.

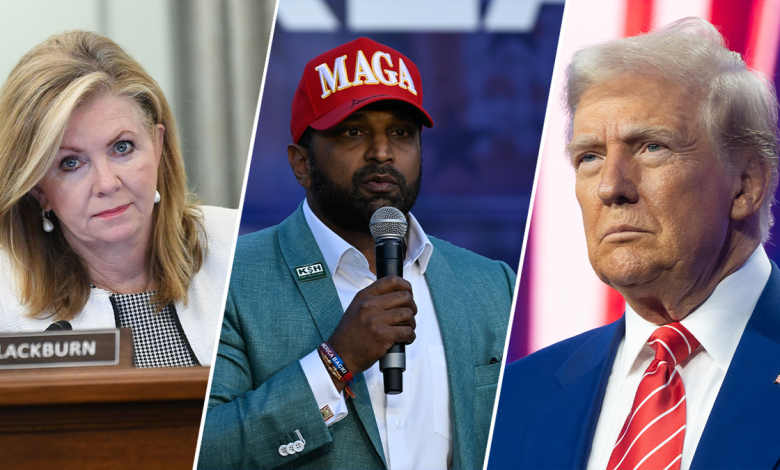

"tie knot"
[647,322,700,367]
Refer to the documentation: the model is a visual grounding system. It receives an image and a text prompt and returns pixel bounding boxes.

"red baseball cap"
[290,37,434,143]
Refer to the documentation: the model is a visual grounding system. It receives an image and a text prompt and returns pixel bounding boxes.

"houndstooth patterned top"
[110,290,200,368]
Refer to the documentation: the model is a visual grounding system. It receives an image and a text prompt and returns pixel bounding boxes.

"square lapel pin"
[295,262,327,282]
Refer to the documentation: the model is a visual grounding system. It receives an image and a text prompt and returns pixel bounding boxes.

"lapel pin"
[295,262,327,282]
[774,374,780,385]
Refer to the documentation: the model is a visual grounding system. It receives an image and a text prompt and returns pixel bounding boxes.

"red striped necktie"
[607,322,700,470]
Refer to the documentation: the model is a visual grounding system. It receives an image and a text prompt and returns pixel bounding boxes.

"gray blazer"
[198,205,515,469]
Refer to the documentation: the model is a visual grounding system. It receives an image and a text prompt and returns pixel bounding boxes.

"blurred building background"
[510,0,780,362]
[240,0,565,274]
[0,0,276,208]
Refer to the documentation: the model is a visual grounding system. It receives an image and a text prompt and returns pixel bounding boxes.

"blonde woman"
[0,31,236,367]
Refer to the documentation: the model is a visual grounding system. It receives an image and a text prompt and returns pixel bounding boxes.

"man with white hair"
[488,17,780,470]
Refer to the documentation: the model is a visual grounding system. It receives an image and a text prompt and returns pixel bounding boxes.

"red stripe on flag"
[745,0,780,72]
[746,0,765,65]
[744,0,764,62]
[624,0,654,37]
[710,0,760,57]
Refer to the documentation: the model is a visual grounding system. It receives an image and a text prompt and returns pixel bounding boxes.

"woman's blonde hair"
[0,31,204,320]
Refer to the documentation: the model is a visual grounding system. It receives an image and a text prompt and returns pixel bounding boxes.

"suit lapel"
[277,206,387,466]
[503,320,623,470]
[550,319,624,469]
[425,248,475,470]
[692,264,780,470]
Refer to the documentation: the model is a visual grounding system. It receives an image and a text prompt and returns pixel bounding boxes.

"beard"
[309,158,421,234]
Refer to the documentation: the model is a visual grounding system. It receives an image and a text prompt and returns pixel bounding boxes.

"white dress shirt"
[587,246,771,470]
[298,199,452,470]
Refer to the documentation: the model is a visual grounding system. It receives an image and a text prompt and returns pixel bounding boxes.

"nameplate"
[0,329,120,369]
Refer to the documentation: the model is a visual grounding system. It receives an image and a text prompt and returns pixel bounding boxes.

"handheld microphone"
[370,206,408,395]
[45,320,72,331]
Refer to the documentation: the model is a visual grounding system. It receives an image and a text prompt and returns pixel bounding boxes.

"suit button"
[279,445,289,456]
[286,443,297,454]
[294,440,305,452]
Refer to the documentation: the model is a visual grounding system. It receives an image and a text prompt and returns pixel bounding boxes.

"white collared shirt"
[298,199,452,470]
[587,246,771,470]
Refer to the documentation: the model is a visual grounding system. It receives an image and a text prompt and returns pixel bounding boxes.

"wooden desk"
[0,366,210,469]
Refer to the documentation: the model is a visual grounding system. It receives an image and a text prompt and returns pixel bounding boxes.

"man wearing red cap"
[198,38,515,469]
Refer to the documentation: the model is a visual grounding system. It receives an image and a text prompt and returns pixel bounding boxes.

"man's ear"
[288,143,312,189]
[29,185,51,212]
[731,155,771,221]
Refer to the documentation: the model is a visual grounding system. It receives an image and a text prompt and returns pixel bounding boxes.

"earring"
[42,210,53,233]
[154,190,161,204]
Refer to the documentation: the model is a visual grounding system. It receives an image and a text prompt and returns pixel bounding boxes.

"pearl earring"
[154,190,161,204]
[42,210,53,233]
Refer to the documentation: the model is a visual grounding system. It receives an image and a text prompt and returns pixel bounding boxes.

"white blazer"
[0,205,237,366]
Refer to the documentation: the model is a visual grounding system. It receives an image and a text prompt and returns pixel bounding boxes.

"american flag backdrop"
[508,0,780,362]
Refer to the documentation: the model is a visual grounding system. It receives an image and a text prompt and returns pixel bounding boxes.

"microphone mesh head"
[369,206,408,240]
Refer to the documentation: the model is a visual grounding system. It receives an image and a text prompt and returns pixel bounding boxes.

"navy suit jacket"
[488,264,780,470]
